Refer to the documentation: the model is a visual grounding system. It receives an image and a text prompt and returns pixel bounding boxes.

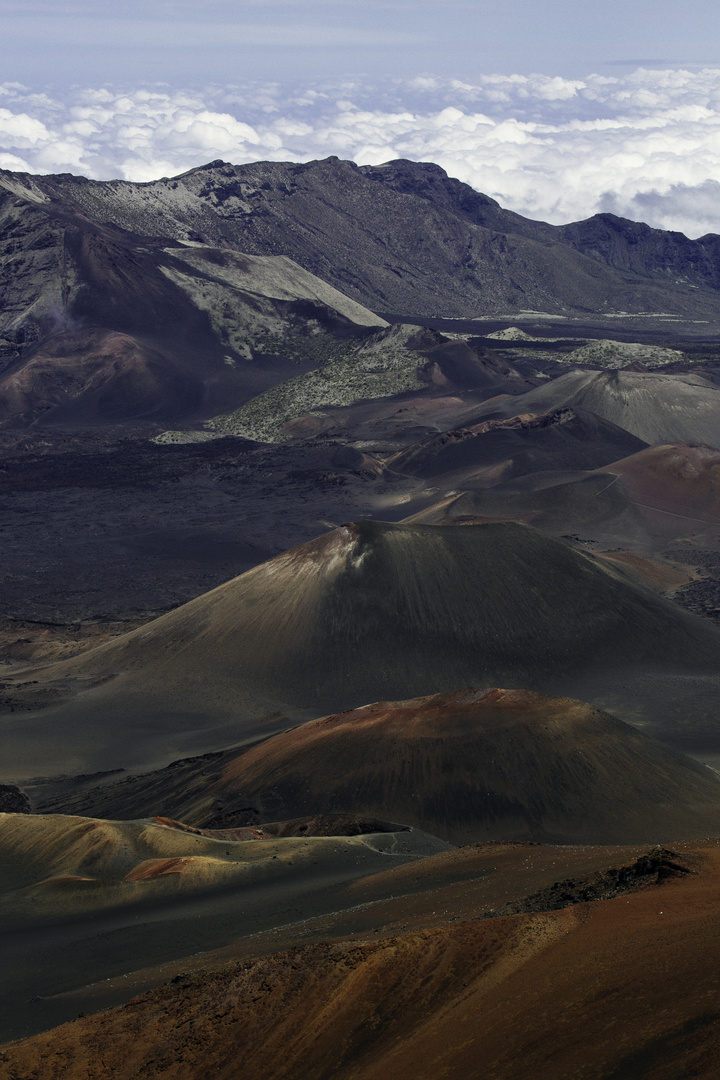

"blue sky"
[2,1,720,234]
[3,0,720,83]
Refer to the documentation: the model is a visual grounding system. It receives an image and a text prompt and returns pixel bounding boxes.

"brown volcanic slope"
[597,441,720,529]
[4,840,720,1080]
[403,442,720,548]
[207,688,720,845]
[387,406,647,486]
[416,337,531,393]
[3,520,720,778]
[0,810,448,1043]
[0,329,202,426]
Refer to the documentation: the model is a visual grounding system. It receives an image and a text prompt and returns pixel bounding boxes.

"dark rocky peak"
[557,211,720,285]
[359,158,555,241]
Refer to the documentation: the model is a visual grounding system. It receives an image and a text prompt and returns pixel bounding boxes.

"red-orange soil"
[598,442,720,529]
[596,550,693,591]
[3,840,720,1080]
[0,330,170,425]
[212,688,720,844]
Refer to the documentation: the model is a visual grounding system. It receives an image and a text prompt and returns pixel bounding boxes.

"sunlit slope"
[5,840,720,1080]
[0,812,433,928]
[0,810,446,1042]
[49,519,720,690]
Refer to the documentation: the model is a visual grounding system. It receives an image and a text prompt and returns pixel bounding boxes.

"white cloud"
[3,70,720,235]
[0,108,48,146]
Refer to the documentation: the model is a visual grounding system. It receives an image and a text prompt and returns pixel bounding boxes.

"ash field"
[2,157,720,1078]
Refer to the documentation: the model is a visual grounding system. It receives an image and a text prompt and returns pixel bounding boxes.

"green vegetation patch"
[208,328,425,443]
[563,339,684,369]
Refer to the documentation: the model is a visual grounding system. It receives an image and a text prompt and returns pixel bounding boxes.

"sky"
[2,0,720,235]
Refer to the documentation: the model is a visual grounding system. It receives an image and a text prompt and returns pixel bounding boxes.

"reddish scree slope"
[3,841,720,1080]
[597,441,720,527]
[211,688,720,845]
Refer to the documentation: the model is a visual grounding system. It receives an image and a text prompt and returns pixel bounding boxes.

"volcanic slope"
[467,367,720,447]
[402,476,658,551]
[4,840,720,1080]
[0,811,447,1043]
[403,442,720,549]
[3,520,720,779]
[210,330,535,445]
[387,406,647,488]
[596,441,720,530]
[0,178,387,427]
[10,157,720,319]
[189,688,720,845]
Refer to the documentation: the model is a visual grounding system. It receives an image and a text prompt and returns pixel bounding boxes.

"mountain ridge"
[4,156,720,324]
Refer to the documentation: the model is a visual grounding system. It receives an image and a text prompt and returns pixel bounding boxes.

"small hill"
[401,475,656,549]
[0,812,434,928]
[0,809,446,1042]
[403,441,720,548]
[597,442,720,526]
[4,520,720,778]
[0,330,202,426]
[212,688,720,845]
[388,406,647,484]
[416,338,530,392]
[564,338,683,369]
[470,368,720,447]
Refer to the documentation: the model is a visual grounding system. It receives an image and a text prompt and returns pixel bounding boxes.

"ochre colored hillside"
[213,688,720,844]
[4,840,720,1080]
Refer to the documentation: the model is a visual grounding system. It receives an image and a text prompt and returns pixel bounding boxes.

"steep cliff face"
[4,156,720,324]
[0,175,387,427]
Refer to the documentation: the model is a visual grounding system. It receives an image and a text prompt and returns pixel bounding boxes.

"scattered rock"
[0,784,31,813]
[482,848,693,917]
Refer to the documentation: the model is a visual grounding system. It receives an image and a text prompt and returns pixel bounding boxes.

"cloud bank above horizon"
[3,69,720,237]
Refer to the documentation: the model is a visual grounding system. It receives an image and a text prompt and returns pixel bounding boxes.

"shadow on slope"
[2,520,720,778]
[387,406,647,490]
[208,688,720,846]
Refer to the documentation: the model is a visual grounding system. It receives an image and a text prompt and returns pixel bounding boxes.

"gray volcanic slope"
[0,179,386,425]
[5,157,720,319]
[2,521,719,778]
[472,369,720,447]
